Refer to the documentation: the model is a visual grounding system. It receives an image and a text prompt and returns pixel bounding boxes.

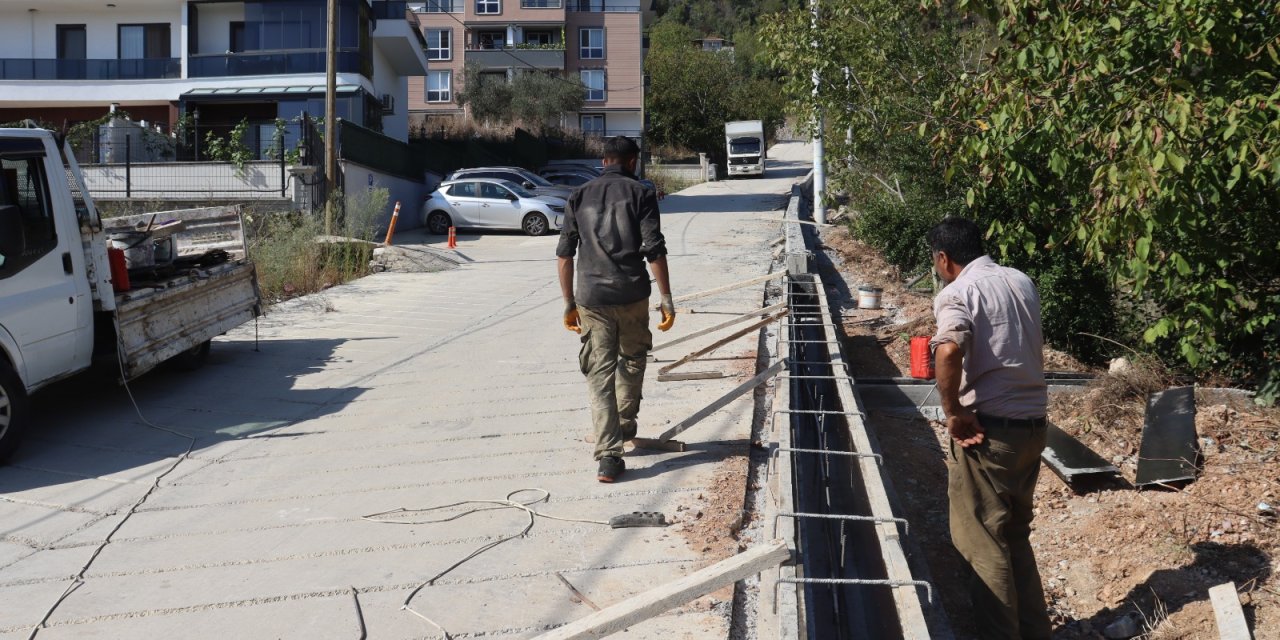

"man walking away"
[928,217,1051,639]
[557,136,676,483]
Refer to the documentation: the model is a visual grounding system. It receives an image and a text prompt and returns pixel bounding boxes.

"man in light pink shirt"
[928,217,1050,639]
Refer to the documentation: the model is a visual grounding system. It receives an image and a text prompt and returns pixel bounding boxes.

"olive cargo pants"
[948,421,1052,640]
[578,300,652,460]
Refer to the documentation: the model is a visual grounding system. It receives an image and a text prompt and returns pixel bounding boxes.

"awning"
[181,85,363,99]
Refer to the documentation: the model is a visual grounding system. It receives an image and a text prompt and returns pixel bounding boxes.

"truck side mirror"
[0,205,25,258]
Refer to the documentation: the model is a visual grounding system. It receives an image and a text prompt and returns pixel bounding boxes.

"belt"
[976,413,1047,429]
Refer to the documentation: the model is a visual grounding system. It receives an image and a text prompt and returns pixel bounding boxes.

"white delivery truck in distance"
[725,120,766,178]
[0,127,261,461]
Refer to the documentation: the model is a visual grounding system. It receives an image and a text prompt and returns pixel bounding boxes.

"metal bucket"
[857,284,883,310]
[108,231,155,269]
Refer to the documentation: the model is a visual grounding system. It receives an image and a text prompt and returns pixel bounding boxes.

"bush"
[248,188,388,304]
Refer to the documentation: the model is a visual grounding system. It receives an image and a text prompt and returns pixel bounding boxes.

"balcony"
[465,46,565,70]
[371,1,433,74]
[567,0,640,11]
[188,51,369,78]
[0,58,180,81]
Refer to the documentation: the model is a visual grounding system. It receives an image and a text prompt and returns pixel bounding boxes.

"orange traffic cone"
[447,226,457,249]
[383,201,401,246]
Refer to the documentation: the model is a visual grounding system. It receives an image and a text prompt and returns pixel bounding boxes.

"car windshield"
[500,181,537,198]
[521,171,555,187]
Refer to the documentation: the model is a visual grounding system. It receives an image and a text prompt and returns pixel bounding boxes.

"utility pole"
[324,0,338,236]
[810,0,826,224]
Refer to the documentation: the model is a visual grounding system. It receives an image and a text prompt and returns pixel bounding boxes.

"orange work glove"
[564,300,581,333]
[657,293,676,332]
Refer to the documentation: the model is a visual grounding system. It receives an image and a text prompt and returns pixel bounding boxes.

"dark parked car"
[445,167,571,200]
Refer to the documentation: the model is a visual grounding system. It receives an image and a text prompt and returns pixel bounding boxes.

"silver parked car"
[423,178,565,236]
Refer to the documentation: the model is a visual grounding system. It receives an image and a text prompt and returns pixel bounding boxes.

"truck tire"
[0,359,30,463]
[169,340,212,372]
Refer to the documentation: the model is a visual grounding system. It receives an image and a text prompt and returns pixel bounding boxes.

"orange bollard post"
[383,201,401,246]
[447,226,457,249]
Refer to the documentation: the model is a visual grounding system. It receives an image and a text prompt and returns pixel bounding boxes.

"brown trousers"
[577,300,652,460]
[948,421,1051,640]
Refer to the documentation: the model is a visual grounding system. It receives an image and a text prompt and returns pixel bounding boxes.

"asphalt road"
[0,145,812,639]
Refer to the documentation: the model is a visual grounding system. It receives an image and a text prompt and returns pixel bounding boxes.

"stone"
[1103,615,1139,639]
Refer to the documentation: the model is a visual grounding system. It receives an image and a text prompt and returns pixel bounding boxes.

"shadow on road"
[0,338,368,498]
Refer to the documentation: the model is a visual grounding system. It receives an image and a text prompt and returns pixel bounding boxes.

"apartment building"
[0,0,429,146]
[407,0,644,139]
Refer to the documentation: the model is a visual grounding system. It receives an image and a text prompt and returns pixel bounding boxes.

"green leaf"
[1152,150,1165,170]
[1166,150,1186,173]
[965,187,975,206]
[1227,163,1242,189]
[1136,236,1150,261]
[1108,16,1122,31]
[1143,318,1172,343]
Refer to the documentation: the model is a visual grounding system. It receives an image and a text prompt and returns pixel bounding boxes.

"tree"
[937,0,1280,399]
[509,71,585,133]
[758,1,1121,364]
[456,63,513,126]
[646,21,786,159]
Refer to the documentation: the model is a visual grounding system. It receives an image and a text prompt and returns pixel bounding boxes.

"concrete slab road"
[0,144,813,639]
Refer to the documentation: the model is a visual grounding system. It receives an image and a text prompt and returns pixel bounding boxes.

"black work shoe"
[597,456,625,483]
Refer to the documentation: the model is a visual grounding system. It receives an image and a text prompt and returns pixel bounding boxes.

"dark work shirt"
[555,165,667,307]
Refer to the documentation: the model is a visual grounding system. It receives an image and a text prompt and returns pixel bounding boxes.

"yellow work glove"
[564,300,581,333]
[657,293,676,332]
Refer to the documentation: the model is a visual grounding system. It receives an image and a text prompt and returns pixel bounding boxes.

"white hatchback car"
[423,178,566,236]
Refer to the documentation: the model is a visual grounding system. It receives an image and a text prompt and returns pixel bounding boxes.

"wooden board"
[1209,582,1251,640]
[533,541,791,640]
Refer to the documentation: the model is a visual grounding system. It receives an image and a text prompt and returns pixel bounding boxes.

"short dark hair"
[603,136,640,162]
[926,217,985,265]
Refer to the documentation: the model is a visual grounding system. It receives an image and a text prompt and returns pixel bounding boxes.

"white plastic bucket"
[857,285,883,310]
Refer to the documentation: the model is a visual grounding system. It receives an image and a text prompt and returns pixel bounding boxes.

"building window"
[477,31,505,49]
[476,0,500,14]
[580,114,605,136]
[427,70,452,102]
[580,69,605,101]
[579,28,604,59]
[427,29,451,60]
[524,30,555,46]
[521,0,562,7]
[422,0,461,12]
[118,24,170,59]
[57,25,87,60]
[229,22,247,53]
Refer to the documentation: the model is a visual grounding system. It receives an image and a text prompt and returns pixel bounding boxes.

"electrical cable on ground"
[25,351,197,639]
[362,488,611,639]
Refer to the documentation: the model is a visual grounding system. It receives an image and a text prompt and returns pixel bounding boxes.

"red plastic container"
[107,247,130,293]
[909,336,935,380]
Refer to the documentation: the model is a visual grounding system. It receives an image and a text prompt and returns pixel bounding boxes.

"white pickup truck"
[0,127,261,460]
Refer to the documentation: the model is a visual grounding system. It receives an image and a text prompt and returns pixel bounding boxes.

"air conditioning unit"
[380,94,395,114]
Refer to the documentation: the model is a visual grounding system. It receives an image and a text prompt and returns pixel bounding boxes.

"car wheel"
[426,211,452,235]
[169,339,212,372]
[522,212,549,236]
[0,357,30,463]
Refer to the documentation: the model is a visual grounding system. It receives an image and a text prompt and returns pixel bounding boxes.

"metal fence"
[80,157,292,200]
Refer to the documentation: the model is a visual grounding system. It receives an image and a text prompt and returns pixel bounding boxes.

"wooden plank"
[654,360,787,442]
[1209,582,1251,640]
[651,302,788,354]
[657,371,725,382]
[659,311,788,374]
[672,272,785,305]
[533,541,792,640]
